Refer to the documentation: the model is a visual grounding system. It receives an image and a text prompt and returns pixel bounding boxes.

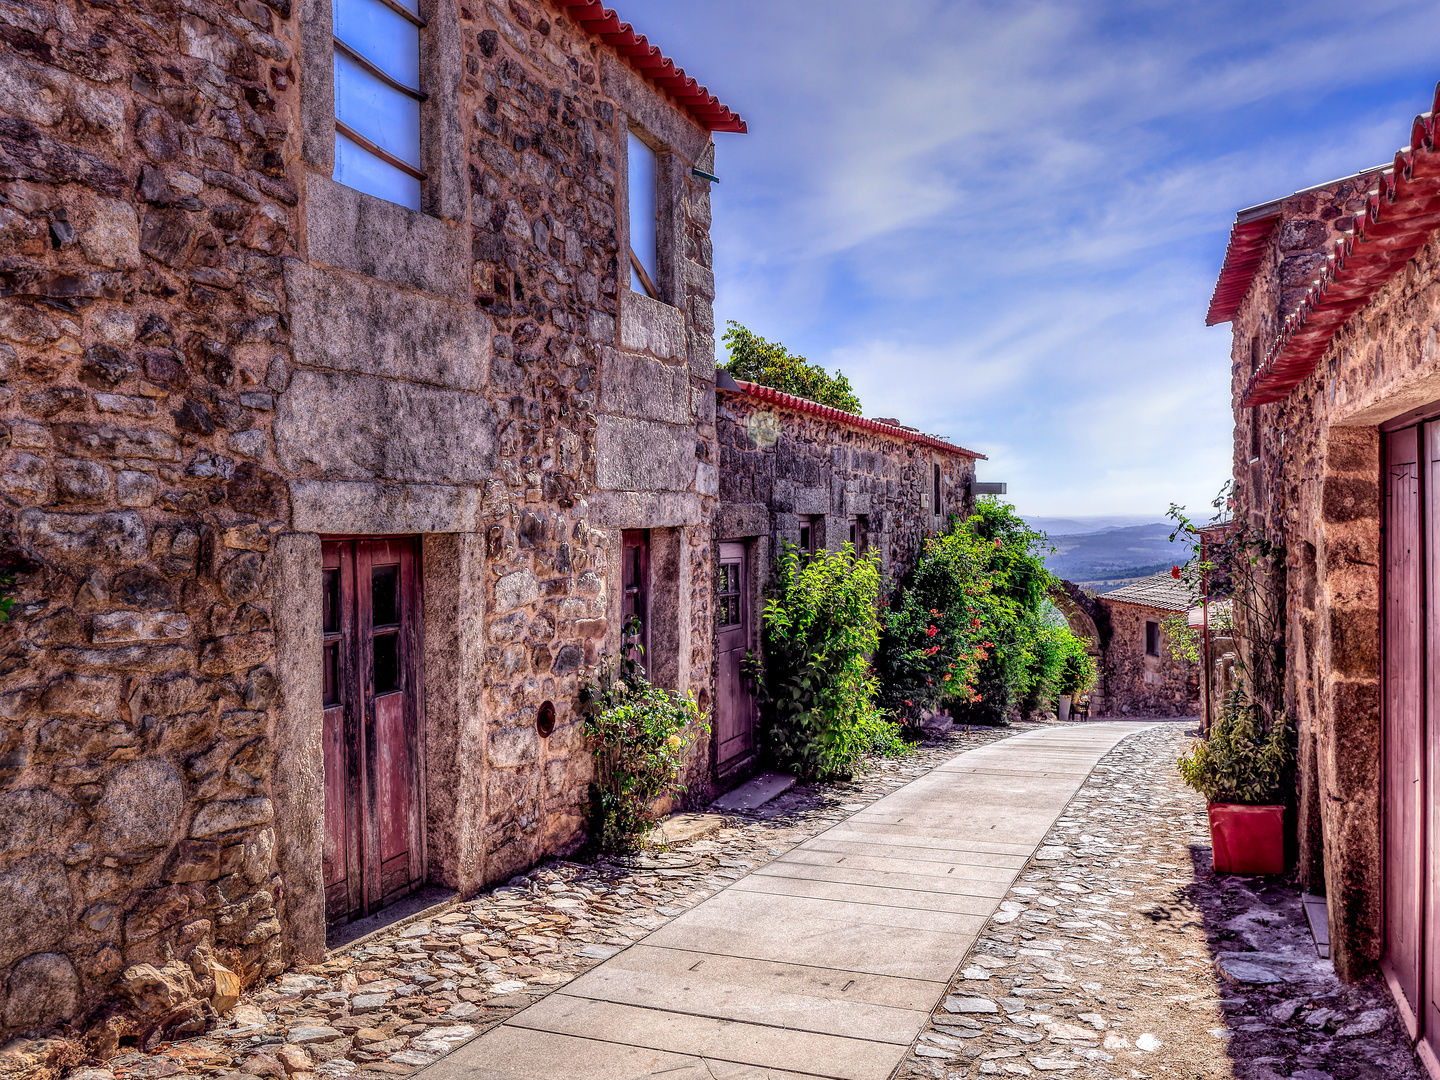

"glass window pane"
[372,564,400,627]
[324,642,341,706]
[334,0,420,88]
[373,632,400,693]
[627,131,657,293]
[335,51,421,168]
[323,568,341,634]
[335,129,421,209]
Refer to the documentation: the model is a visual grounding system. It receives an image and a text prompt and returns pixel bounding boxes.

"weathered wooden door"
[321,537,425,926]
[1425,421,1440,1065]
[1383,425,1424,1027]
[716,542,757,772]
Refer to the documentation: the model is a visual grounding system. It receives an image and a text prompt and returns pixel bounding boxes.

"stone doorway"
[321,537,427,927]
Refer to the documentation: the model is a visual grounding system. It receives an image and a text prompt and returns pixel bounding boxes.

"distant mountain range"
[1023,514,1169,536]
[1022,520,1193,590]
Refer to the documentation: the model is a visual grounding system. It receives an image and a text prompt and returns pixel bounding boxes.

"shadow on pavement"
[1182,848,1426,1080]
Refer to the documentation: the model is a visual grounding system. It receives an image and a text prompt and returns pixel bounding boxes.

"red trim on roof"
[1205,213,1280,326]
[724,380,985,460]
[1241,82,1440,407]
[551,1,747,134]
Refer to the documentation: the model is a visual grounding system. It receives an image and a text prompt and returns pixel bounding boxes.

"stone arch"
[1048,579,1107,655]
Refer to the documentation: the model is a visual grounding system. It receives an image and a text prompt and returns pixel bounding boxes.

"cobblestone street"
[901,724,1426,1080]
[23,720,1429,1080]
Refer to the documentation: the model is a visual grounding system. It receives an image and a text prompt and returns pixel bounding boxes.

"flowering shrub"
[579,618,707,851]
[754,544,903,779]
[880,499,1096,725]
[874,530,993,724]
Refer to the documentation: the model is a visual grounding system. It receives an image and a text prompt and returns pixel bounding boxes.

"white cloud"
[616,0,1440,514]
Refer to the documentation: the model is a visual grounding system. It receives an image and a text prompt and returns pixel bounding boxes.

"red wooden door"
[321,537,425,926]
[1425,420,1440,1064]
[716,542,757,771]
[1384,425,1424,1027]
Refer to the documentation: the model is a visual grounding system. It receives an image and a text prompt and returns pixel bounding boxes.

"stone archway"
[1049,579,1109,712]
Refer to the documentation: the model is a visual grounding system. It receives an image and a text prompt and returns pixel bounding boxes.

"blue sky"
[615,0,1440,519]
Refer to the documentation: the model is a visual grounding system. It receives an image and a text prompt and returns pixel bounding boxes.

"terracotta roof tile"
[552,2,747,134]
[722,380,984,459]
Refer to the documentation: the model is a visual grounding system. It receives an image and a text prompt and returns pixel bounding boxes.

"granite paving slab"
[422,722,1153,1080]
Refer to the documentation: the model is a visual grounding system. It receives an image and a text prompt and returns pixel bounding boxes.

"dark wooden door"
[622,530,649,668]
[1384,425,1424,1027]
[716,542,757,771]
[321,537,425,926]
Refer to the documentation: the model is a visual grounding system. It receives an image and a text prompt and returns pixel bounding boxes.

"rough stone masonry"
[0,0,736,1048]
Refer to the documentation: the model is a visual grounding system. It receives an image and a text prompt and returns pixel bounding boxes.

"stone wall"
[715,388,979,588]
[0,0,722,1045]
[1224,175,1426,979]
[1094,600,1198,717]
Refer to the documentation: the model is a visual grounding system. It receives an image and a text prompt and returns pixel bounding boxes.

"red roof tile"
[552,2,747,134]
[723,379,985,459]
[1206,209,1281,326]
[1240,81,1440,406]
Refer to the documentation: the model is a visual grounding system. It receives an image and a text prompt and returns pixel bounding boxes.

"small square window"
[1145,620,1161,657]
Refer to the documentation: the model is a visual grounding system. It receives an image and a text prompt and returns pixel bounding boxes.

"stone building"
[1091,573,1198,718]
[713,375,982,782]
[1207,76,1440,1049]
[0,0,747,1044]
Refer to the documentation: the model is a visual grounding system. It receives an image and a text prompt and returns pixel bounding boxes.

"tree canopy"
[720,322,862,415]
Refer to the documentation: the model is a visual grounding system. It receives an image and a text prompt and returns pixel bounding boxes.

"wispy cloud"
[615,0,1440,515]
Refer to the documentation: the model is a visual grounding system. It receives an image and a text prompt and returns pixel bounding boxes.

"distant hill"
[1032,522,1192,587]
[1024,514,1167,536]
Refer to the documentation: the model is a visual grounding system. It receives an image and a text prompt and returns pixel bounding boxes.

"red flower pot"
[1208,803,1285,875]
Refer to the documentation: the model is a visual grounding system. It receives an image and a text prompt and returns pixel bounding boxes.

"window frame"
[1144,619,1161,658]
[300,0,466,227]
[619,119,682,308]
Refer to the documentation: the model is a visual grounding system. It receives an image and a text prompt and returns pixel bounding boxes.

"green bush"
[754,544,903,779]
[721,322,862,414]
[580,619,707,851]
[1177,691,1291,805]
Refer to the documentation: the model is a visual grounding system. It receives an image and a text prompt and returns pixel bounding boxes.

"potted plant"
[1178,690,1291,874]
[1057,645,1095,723]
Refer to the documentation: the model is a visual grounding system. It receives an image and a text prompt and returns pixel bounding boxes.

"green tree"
[721,322,862,414]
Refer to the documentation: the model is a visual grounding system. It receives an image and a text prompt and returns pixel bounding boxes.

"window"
[332,0,426,209]
[798,515,822,555]
[627,130,659,299]
[847,515,868,553]
[1145,620,1161,658]
[933,463,942,518]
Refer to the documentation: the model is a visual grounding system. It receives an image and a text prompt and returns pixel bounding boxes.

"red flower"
[905,700,913,707]
[1171,565,1181,579]
[970,618,981,628]
[926,625,938,637]
[930,609,941,615]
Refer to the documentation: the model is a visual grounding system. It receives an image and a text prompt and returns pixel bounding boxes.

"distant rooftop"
[1101,572,1191,612]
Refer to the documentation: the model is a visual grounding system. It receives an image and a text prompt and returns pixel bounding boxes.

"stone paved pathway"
[896,723,1428,1080]
[51,721,1050,1080]
[423,722,1152,1080]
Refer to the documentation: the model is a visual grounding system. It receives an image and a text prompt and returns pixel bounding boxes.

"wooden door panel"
[1425,421,1440,1056]
[1384,425,1423,1023]
[375,691,410,867]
